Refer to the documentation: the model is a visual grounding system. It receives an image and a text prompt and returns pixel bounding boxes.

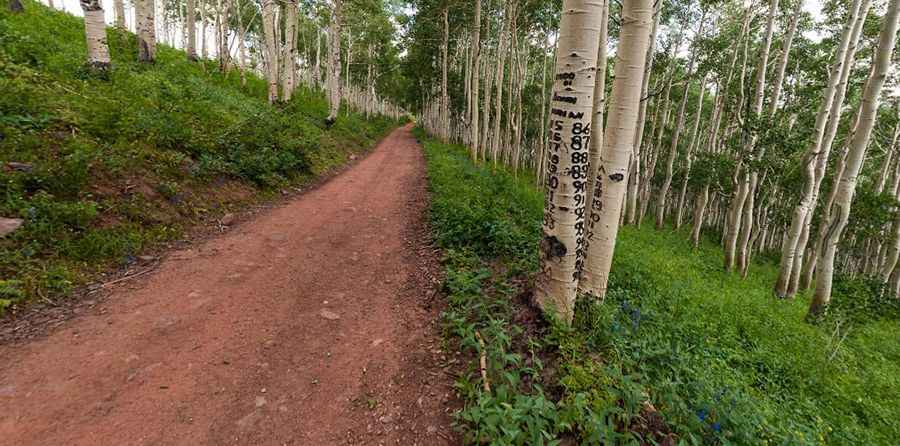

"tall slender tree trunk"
[775,0,869,296]
[186,0,197,60]
[440,6,450,143]
[732,0,778,276]
[136,0,156,62]
[810,0,899,316]
[114,0,126,28]
[468,0,482,160]
[535,0,607,321]
[655,13,705,229]
[579,0,654,300]
[80,0,111,71]
[282,1,298,101]
[675,75,708,229]
[261,0,279,103]
[582,0,609,228]
[625,3,661,225]
[326,0,343,122]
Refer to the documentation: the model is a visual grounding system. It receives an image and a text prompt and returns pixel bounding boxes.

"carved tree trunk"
[579,0,654,300]
[535,0,608,320]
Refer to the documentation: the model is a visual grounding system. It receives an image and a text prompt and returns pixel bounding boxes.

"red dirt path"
[0,125,458,445]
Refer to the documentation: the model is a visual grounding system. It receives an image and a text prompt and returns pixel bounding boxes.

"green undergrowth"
[0,2,401,311]
[418,127,900,445]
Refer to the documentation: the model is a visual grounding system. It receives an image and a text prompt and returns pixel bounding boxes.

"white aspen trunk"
[480,45,494,162]
[114,0,126,28]
[136,0,156,62]
[536,35,550,184]
[734,0,779,276]
[810,0,899,316]
[655,13,705,229]
[234,0,246,85]
[186,0,197,59]
[200,0,208,59]
[775,0,868,296]
[579,0,654,300]
[440,7,450,142]
[767,0,802,117]
[326,0,343,122]
[675,75,708,229]
[625,3,660,225]
[582,0,609,229]
[535,0,607,320]
[491,15,508,165]
[691,183,710,248]
[469,0,482,159]
[80,0,111,70]
[282,1,298,101]
[261,0,279,103]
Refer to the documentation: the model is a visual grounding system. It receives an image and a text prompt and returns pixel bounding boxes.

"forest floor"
[0,125,458,445]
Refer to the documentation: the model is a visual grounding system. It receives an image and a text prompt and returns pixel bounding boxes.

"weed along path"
[0,125,457,445]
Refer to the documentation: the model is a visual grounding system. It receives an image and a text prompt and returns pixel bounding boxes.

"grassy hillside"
[0,2,400,311]
[417,129,900,445]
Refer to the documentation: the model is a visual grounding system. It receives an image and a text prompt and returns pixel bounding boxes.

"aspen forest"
[2,0,900,443]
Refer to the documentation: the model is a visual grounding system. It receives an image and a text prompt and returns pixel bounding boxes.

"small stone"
[319,309,340,320]
[372,339,384,347]
[426,426,437,434]
[0,217,23,237]
[138,255,156,262]
[260,388,267,393]
[220,213,236,226]
[379,415,393,424]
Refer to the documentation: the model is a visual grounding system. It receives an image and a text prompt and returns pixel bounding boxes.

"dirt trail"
[0,125,457,445]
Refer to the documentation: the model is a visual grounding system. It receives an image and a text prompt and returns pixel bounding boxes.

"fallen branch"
[101,267,156,288]
[474,330,491,393]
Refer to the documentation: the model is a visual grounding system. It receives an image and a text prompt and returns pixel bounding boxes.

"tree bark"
[440,6,450,143]
[80,0,111,71]
[579,0,654,300]
[535,0,608,320]
[186,0,197,60]
[326,0,343,122]
[809,0,899,317]
[261,0,279,103]
[775,0,869,296]
[114,0,126,28]
[136,0,156,62]
[625,3,661,225]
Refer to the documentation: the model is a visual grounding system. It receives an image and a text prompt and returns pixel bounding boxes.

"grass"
[0,2,402,311]
[417,128,900,445]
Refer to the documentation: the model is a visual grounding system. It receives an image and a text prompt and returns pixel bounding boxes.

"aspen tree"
[675,74,708,229]
[579,0,654,300]
[186,0,197,60]
[261,0,279,103]
[469,0,482,160]
[327,0,343,123]
[625,3,661,225]
[582,0,609,223]
[136,0,156,62]
[282,1,298,101]
[656,11,706,230]
[810,0,900,316]
[535,0,607,320]
[735,0,779,277]
[79,0,111,71]
[114,0,126,28]
[774,0,867,297]
[788,0,872,294]
[441,5,450,142]
[201,0,208,59]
